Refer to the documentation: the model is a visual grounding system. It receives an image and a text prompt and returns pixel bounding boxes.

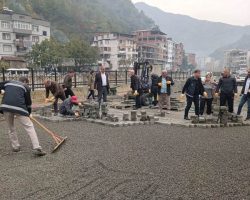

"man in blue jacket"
[182,70,205,120]
[237,69,250,120]
[157,70,174,114]
[0,77,46,156]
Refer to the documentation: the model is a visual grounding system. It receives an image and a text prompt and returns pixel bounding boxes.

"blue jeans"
[237,94,250,118]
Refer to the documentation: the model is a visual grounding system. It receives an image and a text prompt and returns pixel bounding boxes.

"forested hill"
[2,0,154,42]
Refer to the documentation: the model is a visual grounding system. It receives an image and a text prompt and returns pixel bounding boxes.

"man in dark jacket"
[63,70,75,98]
[237,69,250,120]
[216,68,237,113]
[94,66,110,105]
[129,69,142,109]
[182,69,205,120]
[44,80,66,115]
[157,70,174,114]
[0,77,46,156]
[150,74,159,106]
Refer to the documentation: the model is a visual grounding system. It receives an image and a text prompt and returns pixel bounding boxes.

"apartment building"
[0,8,50,59]
[92,32,137,70]
[186,53,197,67]
[224,49,250,71]
[174,43,185,71]
[134,27,167,68]
[166,38,175,70]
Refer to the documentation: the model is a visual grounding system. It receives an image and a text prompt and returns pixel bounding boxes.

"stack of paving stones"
[0,114,4,122]
[185,105,246,128]
[170,97,185,111]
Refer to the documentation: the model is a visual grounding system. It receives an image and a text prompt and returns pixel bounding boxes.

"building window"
[13,21,31,30]
[2,33,11,40]
[32,36,39,43]
[43,31,47,36]
[32,25,39,32]
[3,45,12,52]
[1,21,10,29]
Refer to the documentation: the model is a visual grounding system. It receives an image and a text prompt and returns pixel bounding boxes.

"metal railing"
[0,68,190,91]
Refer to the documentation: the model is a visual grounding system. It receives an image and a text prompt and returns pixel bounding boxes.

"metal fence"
[0,68,190,91]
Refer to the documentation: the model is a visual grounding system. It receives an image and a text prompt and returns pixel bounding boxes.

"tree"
[65,38,99,67]
[27,38,64,68]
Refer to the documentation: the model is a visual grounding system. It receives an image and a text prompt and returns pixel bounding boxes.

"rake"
[30,116,67,153]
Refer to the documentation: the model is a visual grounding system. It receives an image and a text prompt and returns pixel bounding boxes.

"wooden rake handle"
[30,116,62,144]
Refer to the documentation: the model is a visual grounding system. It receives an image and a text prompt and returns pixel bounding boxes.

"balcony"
[14,39,32,49]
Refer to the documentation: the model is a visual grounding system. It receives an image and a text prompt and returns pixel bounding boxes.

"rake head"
[52,137,67,153]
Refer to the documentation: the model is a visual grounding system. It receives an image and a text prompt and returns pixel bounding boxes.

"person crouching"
[59,96,80,117]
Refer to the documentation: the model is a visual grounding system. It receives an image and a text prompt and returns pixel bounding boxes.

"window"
[2,33,11,40]
[1,21,10,29]
[32,36,39,43]
[3,45,12,52]
[43,31,47,36]
[13,21,31,30]
[32,25,39,32]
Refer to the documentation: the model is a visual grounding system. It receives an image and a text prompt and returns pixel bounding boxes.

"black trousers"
[200,98,213,115]
[152,92,158,106]
[184,95,200,117]
[135,94,142,109]
[54,95,66,113]
[87,90,95,99]
[220,92,234,113]
[65,88,75,98]
[98,86,108,104]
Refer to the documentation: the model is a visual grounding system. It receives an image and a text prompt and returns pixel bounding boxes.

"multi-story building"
[174,43,185,71]
[92,32,137,70]
[0,7,50,59]
[134,27,167,68]
[186,53,197,67]
[166,38,175,70]
[224,49,250,71]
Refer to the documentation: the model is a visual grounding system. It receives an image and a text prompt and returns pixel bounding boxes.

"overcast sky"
[132,0,250,26]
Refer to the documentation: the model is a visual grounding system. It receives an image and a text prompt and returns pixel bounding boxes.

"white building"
[0,8,50,59]
[92,32,137,70]
[224,49,250,72]
[166,38,176,70]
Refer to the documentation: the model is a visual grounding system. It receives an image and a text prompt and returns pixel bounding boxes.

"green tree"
[65,38,99,67]
[27,38,64,68]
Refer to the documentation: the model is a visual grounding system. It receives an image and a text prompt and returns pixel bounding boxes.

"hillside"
[2,0,154,42]
[135,2,250,57]
[210,34,250,60]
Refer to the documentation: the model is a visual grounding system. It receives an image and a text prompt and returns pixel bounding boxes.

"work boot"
[12,146,21,153]
[184,116,190,120]
[33,148,46,157]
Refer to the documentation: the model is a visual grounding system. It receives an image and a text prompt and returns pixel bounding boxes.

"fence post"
[125,70,128,84]
[54,68,57,82]
[115,70,118,86]
[74,72,77,88]
[2,68,5,81]
[31,68,35,91]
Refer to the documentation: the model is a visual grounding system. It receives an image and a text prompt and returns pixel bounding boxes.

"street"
[1,120,250,200]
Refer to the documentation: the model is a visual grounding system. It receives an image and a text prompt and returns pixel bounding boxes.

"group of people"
[129,69,174,114]
[1,65,250,157]
[44,66,110,117]
[128,67,250,121]
[182,68,250,120]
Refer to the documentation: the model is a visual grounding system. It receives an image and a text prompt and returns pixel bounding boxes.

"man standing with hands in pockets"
[157,70,174,114]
